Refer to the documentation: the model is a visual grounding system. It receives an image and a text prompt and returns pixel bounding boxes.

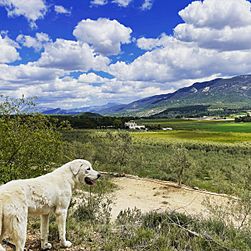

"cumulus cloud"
[16,32,51,51]
[141,0,153,10]
[0,34,20,63]
[54,5,71,15]
[90,0,108,6]
[90,0,153,9]
[0,63,63,84]
[36,39,110,71]
[78,72,109,83]
[0,0,47,28]
[73,18,132,55]
[0,64,165,108]
[175,0,251,51]
[112,0,132,7]
[111,37,251,83]
[179,0,251,29]
[120,0,251,87]
[137,34,171,50]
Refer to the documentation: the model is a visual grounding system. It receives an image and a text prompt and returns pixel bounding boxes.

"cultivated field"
[133,119,251,143]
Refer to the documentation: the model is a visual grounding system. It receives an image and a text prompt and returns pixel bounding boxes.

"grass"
[136,118,251,133]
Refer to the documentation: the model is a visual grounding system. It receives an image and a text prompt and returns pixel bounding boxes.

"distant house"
[125,121,146,130]
[162,127,173,131]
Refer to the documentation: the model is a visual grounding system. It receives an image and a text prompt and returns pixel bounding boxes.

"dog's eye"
[87,167,91,171]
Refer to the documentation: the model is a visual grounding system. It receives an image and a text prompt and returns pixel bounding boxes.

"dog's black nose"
[97,173,101,179]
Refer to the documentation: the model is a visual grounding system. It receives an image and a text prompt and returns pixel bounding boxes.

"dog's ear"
[70,164,80,176]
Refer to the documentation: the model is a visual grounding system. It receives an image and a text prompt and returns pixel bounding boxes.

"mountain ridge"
[104,75,251,117]
[39,75,251,117]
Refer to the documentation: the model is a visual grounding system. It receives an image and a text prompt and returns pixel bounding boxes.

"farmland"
[136,118,251,133]
[132,119,251,144]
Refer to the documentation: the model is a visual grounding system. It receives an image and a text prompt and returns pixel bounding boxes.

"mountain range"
[40,102,124,115]
[40,75,251,117]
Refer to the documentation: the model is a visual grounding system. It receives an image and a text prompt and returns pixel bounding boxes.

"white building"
[125,121,146,130]
[162,127,173,131]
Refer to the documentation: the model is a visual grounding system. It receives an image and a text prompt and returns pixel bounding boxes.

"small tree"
[168,145,193,186]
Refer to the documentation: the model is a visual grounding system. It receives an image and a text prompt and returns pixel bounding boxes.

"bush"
[0,96,65,183]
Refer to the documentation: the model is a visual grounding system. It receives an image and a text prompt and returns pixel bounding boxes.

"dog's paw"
[41,242,52,250]
[61,240,72,248]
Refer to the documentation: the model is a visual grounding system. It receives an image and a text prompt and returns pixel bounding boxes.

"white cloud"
[112,0,132,7]
[137,34,171,50]
[90,0,108,6]
[179,0,251,29]
[90,0,153,9]
[0,64,166,108]
[141,0,153,10]
[175,24,251,51]
[54,5,71,15]
[0,63,63,84]
[36,39,110,71]
[175,0,251,51]
[121,0,251,87]
[16,32,50,51]
[0,34,20,63]
[73,18,132,56]
[110,38,251,83]
[78,72,109,83]
[0,0,47,28]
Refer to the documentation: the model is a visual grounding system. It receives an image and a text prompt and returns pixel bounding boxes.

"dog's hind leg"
[12,227,26,251]
[12,213,27,251]
[40,214,52,250]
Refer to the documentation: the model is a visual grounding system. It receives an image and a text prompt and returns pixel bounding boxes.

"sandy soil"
[110,176,230,220]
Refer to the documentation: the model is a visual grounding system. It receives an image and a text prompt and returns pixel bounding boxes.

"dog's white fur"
[0,159,100,251]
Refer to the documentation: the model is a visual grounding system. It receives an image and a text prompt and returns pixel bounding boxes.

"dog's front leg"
[41,214,52,250]
[55,209,72,248]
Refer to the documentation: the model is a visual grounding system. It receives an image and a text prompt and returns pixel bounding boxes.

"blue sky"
[1,0,251,108]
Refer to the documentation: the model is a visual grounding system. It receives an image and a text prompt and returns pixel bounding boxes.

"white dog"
[0,159,100,251]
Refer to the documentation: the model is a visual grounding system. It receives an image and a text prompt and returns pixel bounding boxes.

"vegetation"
[1,97,250,250]
[150,105,243,118]
[50,114,133,129]
[62,129,251,193]
[0,96,66,183]
[27,175,250,251]
[235,113,251,122]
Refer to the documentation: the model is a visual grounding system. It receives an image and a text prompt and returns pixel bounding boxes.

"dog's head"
[69,159,101,185]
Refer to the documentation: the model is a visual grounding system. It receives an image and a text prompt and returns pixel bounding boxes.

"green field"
[132,119,251,144]
[136,119,251,132]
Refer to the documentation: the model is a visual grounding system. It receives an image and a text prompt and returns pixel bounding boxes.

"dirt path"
[110,175,230,220]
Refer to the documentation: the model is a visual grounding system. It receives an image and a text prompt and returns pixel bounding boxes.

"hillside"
[105,75,251,117]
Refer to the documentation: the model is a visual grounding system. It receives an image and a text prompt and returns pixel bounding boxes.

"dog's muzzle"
[84,173,101,185]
